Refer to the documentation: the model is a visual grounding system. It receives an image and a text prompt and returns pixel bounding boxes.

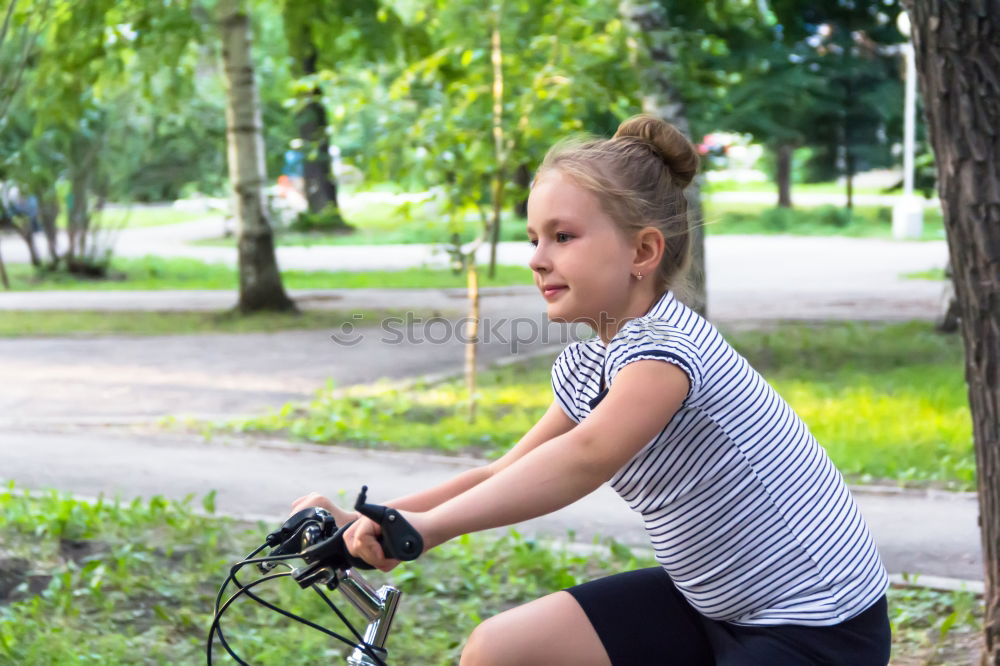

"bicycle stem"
[336,568,401,666]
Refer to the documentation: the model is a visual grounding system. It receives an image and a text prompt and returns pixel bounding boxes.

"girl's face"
[526,170,635,327]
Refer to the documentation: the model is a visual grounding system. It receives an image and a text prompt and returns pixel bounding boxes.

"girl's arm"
[385,399,578,511]
[289,398,576,518]
[348,360,689,568]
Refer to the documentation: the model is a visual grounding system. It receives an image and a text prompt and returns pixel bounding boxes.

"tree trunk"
[12,220,40,266]
[67,161,88,264]
[298,36,346,225]
[36,189,59,266]
[465,262,479,423]
[218,0,296,313]
[513,162,530,218]
[488,18,505,279]
[845,148,855,211]
[776,143,793,208]
[902,3,1000,663]
[0,238,9,289]
[618,0,707,317]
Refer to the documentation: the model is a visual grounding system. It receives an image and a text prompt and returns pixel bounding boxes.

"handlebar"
[207,486,423,665]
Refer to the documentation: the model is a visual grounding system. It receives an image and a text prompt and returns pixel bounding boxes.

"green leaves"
[326,0,643,230]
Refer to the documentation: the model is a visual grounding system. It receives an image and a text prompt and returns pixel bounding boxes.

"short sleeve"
[550,344,582,423]
[605,318,704,402]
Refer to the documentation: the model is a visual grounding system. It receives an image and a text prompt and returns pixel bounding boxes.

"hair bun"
[613,114,699,188]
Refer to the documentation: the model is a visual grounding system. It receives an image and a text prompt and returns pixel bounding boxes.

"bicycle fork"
[335,569,402,666]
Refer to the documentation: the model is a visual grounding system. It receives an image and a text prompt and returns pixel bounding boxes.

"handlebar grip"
[377,508,423,561]
[354,486,424,562]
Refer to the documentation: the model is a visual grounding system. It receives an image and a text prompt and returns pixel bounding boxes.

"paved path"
[0,425,982,582]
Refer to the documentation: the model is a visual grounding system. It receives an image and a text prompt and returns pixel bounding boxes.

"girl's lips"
[543,286,567,299]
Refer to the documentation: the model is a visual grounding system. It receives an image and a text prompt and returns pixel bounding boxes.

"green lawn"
[221,321,973,489]
[58,206,213,229]
[196,200,532,247]
[0,308,450,337]
[700,201,947,240]
[5,256,534,292]
[189,190,946,247]
[902,268,947,281]
[0,488,981,665]
[703,179,891,196]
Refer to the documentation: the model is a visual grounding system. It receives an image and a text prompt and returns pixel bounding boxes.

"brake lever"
[354,486,424,561]
[260,507,337,572]
[265,507,335,547]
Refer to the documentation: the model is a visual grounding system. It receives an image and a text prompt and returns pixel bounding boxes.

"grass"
[218,321,973,489]
[0,487,982,665]
[221,361,552,457]
[903,268,947,281]
[4,256,535,292]
[192,191,946,248]
[55,206,212,229]
[703,178,891,196]
[731,322,973,488]
[0,308,452,338]
[195,203,533,247]
[699,201,947,240]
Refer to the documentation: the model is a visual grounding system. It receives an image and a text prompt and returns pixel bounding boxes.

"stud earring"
[634,272,644,280]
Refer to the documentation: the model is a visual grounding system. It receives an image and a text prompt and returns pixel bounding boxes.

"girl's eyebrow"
[526,217,574,234]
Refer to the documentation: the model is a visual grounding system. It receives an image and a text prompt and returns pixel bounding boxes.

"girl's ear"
[633,226,665,272]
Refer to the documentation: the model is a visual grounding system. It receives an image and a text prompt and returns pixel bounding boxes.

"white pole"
[903,42,916,198]
[892,12,924,240]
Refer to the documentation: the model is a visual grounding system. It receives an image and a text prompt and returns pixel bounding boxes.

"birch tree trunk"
[218,0,295,313]
[619,0,707,317]
[488,15,505,279]
[901,2,1000,663]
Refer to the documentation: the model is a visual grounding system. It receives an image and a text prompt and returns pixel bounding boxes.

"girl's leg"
[459,590,610,666]
[460,568,716,666]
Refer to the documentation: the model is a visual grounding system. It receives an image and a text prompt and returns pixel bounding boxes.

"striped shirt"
[550,290,888,626]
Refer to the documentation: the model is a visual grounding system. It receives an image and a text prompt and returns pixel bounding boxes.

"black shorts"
[566,568,890,666]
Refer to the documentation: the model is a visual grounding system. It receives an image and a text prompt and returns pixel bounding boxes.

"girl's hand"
[289,491,358,527]
[344,516,400,572]
[344,510,436,572]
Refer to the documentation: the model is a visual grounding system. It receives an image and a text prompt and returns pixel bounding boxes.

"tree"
[900,2,1000,663]
[347,0,640,262]
[765,0,905,209]
[619,0,720,316]
[715,38,829,209]
[329,0,641,418]
[279,0,414,231]
[218,0,296,312]
[0,0,52,287]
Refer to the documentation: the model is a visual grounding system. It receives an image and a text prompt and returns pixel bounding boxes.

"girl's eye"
[528,233,572,248]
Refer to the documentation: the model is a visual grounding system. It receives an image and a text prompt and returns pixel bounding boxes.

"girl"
[291,115,891,665]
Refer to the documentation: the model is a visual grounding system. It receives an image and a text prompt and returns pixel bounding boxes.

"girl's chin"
[544,304,583,325]
[543,304,568,323]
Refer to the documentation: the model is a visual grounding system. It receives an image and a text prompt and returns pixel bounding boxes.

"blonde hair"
[535,114,699,295]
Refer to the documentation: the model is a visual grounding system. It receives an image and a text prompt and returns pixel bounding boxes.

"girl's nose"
[528,242,550,274]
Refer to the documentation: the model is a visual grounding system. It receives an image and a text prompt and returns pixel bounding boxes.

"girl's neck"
[596,288,663,346]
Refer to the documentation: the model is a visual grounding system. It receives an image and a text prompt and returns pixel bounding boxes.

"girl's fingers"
[288,492,341,516]
[346,519,400,572]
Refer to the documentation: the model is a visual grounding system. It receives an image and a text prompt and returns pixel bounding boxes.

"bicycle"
[207,486,423,665]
